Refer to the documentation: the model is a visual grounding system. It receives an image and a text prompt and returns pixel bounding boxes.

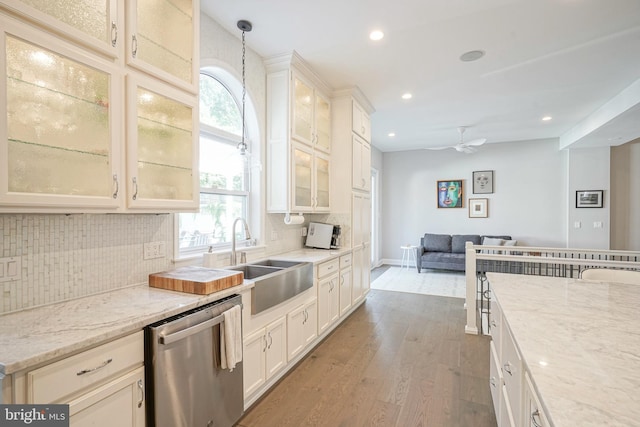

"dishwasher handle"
[159,312,225,345]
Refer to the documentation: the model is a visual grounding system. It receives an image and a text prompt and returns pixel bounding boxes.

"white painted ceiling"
[201,0,640,152]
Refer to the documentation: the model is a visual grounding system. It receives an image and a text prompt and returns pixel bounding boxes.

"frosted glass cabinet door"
[0,20,121,210]
[292,75,313,145]
[292,143,313,211]
[0,0,120,57]
[126,0,197,93]
[126,75,198,211]
[314,153,330,212]
[314,93,331,153]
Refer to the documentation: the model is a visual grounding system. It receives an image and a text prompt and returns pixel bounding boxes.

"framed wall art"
[437,180,463,208]
[469,198,488,218]
[472,170,494,194]
[576,190,603,208]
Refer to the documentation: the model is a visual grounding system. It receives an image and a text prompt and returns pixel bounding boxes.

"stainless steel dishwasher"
[145,294,243,427]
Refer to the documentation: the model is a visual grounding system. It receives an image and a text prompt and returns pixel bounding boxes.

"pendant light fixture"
[237,19,252,157]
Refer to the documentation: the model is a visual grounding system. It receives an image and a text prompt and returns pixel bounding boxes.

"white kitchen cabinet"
[266,51,332,213]
[317,259,339,335]
[290,142,330,213]
[489,341,503,422]
[0,16,123,211]
[125,0,198,94]
[339,254,353,316]
[17,331,145,427]
[243,317,286,398]
[523,372,549,427]
[125,74,198,211]
[0,6,199,213]
[500,384,517,427]
[502,321,523,425]
[286,299,317,361]
[68,367,145,427]
[352,99,371,142]
[291,71,331,153]
[352,134,371,192]
[0,0,121,58]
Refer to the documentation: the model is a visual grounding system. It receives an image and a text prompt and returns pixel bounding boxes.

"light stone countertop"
[0,249,346,376]
[488,273,640,427]
[0,282,253,375]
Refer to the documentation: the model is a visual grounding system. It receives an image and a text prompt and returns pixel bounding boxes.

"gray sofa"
[417,233,512,273]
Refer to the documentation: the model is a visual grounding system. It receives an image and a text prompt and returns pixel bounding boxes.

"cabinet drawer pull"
[132,177,138,200]
[111,21,118,47]
[267,332,273,349]
[503,362,513,376]
[132,34,138,57]
[112,174,119,199]
[76,358,113,376]
[531,409,543,427]
[137,379,144,408]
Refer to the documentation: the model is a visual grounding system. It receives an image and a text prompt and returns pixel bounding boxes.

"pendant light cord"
[240,29,247,154]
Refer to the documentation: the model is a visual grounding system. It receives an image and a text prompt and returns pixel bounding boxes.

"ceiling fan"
[426,127,487,154]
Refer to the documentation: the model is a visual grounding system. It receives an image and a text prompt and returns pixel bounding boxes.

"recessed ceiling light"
[401,93,412,100]
[388,132,396,137]
[460,50,485,62]
[369,30,384,41]
[542,116,552,121]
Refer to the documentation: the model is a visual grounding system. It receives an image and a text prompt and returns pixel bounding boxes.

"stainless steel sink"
[228,259,313,314]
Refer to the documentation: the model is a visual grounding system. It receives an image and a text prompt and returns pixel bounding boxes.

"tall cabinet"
[331,88,375,305]
[0,0,199,213]
[265,51,332,214]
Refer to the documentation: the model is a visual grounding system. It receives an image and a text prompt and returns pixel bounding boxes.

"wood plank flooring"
[236,289,497,427]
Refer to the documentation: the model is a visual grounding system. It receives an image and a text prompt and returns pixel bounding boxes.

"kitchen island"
[488,272,640,426]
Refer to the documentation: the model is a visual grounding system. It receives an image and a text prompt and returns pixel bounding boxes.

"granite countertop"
[488,273,640,427]
[0,282,253,375]
[0,249,347,376]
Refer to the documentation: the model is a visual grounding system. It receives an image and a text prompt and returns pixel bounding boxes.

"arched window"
[178,71,254,254]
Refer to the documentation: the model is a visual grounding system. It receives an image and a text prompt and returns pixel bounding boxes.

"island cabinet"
[243,316,287,398]
[11,331,145,427]
[265,51,332,214]
[490,295,550,427]
[0,3,199,213]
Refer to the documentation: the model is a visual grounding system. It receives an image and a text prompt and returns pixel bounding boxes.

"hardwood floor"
[237,289,497,427]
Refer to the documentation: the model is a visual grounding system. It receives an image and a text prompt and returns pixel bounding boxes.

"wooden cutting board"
[149,266,244,295]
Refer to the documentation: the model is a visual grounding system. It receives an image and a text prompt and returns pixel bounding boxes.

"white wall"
[567,147,611,249]
[381,139,568,261]
[611,139,640,250]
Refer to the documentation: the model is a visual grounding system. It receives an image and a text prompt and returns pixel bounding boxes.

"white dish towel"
[220,305,242,371]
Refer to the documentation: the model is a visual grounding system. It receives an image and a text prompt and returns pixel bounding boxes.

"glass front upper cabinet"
[126,75,198,210]
[0,0,120,57]
[127,0,197,93]
[292,75,313,145]
[0,20,121,210]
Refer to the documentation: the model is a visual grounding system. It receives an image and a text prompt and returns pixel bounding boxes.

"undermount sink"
[227,259,313,314]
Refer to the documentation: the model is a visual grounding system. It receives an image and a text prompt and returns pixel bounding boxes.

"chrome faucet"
[230,217,251,265]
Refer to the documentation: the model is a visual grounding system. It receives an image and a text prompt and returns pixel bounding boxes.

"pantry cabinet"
[243,317,286,398]
[352,134,371,191]
[0,4,199,213]
[266,51,332,214]
[352,99,371,142]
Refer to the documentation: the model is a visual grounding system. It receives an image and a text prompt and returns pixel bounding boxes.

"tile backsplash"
[0,214,171,314]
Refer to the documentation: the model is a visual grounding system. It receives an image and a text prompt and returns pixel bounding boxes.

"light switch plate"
[0,256,21,283]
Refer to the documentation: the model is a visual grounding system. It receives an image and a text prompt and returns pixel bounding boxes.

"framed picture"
[576,190,603,208]
[472,170,494,194]
[437,180,464,208]
[469,198,488,218]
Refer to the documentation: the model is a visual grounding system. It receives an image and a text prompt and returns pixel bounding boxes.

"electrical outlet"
[144,242,166,260]
[301,227,308,237]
